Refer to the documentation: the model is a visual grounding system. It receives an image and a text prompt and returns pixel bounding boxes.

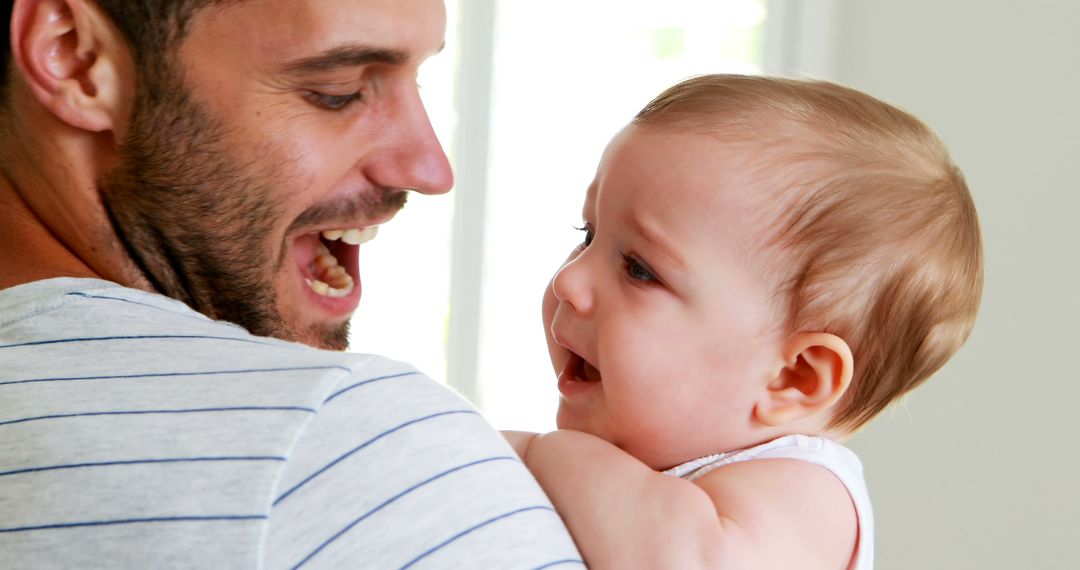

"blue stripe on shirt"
[0,365,352,388]
[532,560,589,569]
[398,505,565,570]
[66,292,200,314]
[0,456,285,479]
[290,456,519,569]
[63,292,233,326]
[0,515,267,534]
[323,371,421,403]
[273,409,480,506]
[0,406,316,428]
[0,334,284,350]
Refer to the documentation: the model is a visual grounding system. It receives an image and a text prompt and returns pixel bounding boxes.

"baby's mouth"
[567,352,603,383]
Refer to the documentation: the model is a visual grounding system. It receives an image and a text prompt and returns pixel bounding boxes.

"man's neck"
[0,173,101,290]
[0,94,153,293]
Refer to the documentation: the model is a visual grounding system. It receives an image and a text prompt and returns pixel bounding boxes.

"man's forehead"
[188,0,447,65]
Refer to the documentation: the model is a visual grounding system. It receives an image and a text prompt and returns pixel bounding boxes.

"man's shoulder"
[0,281,582,568]
[0,277,419,397]
[0,276,459,446]
[0,277,230,332]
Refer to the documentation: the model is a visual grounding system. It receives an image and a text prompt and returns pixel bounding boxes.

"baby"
[504,75,982,569]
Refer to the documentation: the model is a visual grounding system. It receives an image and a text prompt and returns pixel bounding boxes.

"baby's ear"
[754,332,853,428]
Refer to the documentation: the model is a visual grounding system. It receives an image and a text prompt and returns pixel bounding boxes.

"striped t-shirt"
[0,278,582,569]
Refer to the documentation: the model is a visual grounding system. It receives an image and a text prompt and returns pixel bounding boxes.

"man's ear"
[754,332,854,428]
[10,0,132,133]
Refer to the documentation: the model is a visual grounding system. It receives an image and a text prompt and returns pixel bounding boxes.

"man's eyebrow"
[279,45,409,74]
[630,215,687,270]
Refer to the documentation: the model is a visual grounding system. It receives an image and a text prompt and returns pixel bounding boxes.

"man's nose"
[364,86,454,195]
[551,254,594,316]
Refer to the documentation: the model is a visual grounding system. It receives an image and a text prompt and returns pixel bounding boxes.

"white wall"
[820,1,1080,568]
[431,2,1078,565]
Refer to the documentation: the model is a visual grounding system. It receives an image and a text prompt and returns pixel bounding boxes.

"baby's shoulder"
[685,437,862,569]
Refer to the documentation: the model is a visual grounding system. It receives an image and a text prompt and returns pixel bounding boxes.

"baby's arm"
[517,430,731,568]
[508,430,856,569]
[501,430,537,459]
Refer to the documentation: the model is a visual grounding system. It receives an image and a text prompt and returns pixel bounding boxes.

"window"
[350,0,770,432]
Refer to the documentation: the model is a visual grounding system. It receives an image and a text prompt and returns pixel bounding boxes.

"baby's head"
[542,74,982,469]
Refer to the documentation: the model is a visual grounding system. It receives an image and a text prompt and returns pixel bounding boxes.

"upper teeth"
[323,227,379,246]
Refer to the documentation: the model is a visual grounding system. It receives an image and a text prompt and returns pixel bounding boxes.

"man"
[0,0,581,567]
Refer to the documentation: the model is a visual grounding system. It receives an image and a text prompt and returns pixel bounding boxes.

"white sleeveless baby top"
[664,434,874,570]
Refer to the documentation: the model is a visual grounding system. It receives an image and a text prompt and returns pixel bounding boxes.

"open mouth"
[566,351,603,383]
[294,226,378,301]
[557,350,602,398]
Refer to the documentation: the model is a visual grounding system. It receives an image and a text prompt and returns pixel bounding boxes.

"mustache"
[289,188,409,232]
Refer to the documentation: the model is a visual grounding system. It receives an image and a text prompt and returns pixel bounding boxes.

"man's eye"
[305,91,363,111]
[574,225,595,248]
[623,255,658,283]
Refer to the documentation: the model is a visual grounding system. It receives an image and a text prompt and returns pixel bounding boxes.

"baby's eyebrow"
[630,215,687,270]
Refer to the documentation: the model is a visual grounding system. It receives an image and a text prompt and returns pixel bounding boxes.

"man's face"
[102,0,452,350]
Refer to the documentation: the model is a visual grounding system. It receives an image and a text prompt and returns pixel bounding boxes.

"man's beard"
[98,72,352,349]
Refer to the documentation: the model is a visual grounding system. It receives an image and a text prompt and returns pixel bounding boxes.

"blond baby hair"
[633,74,983,431]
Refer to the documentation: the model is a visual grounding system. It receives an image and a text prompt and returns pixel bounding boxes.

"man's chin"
[292,320,351,351]
[244,306,351,350]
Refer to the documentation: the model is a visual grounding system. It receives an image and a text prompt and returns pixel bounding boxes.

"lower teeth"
[307,241,355,297]
[307,278,354,298]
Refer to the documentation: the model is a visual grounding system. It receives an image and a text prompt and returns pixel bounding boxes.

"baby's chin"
[553,402,593,435]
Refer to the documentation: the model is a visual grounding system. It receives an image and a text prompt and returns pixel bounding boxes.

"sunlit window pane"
[348,1,766,431]
[478,1,767,431]
[347,1,460,384]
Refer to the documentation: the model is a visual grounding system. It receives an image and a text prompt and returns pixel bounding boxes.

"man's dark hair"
[1,0,227,103]
[2,0,15,97]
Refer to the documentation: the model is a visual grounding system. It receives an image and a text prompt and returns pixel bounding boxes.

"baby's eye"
[574,224,595,249]
[623,255,658,283]
[304,91,363,111]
